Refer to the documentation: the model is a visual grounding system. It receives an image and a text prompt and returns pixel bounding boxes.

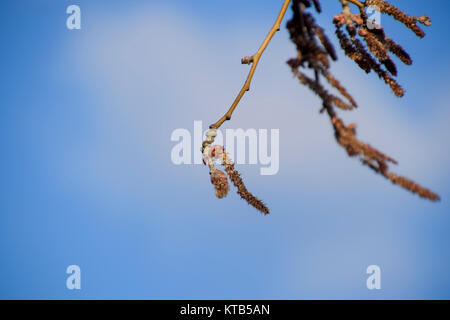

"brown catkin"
[315,26,337,61]
[289,67,355,111]
[385,173,441,201]
[364,31,389,62]
[322,70,358,108]
[285,2,439,202]
[222,154,269,215]
[352,37,404,97]
[335,27,371,73]
[202,0,440,212]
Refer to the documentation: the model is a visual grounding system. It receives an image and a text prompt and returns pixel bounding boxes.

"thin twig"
[347,0,365,9]
[209,0,292,129]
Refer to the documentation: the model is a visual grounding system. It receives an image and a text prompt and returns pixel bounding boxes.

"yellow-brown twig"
[209,0,292,130]
[346,0,365,9]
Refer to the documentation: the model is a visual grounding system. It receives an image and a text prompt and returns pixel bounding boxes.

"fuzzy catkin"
[224,162,270,215]
[221,152,269,215]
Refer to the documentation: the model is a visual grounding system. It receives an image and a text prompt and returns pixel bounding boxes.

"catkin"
[201,0,439,213]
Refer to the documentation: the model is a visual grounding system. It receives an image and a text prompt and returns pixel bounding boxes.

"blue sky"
[1,0,449,299]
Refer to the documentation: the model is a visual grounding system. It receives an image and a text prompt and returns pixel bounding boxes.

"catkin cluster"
[333,0,430,96]
[287,0,439,201]
[202,131,269,215]
[200,0,440,214]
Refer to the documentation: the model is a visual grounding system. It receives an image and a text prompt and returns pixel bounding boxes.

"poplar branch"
[209,0,292,130]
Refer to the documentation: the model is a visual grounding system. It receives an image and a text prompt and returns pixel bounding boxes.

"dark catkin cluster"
[222,161,270,215]
[333,0,431,97]
[287,0,357,111]
[287,0,440,201]
[334,14,405,96]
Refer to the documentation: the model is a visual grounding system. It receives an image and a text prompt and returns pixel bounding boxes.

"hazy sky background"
[1,0,449,299]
